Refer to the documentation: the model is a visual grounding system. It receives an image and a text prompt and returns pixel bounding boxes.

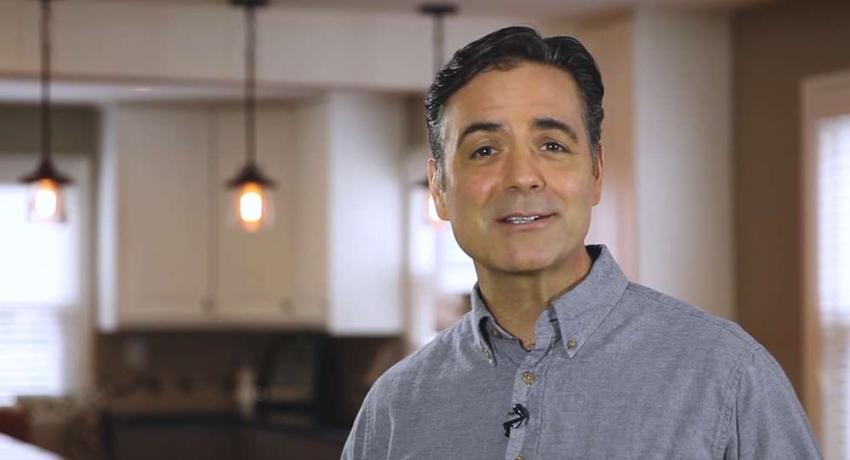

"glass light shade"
[27,178,66,223]
[232,181,273,232]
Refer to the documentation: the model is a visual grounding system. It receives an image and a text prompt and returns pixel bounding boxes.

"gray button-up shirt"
[342,245,821,459]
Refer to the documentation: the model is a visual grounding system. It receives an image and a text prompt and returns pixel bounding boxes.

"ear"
[592,145,604,206]
[427,158,449,220]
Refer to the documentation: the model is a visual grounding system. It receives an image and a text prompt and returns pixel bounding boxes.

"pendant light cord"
[432,12,444,76]
[244,5,257,167]
[40,0,52,163]
[420,4,457,76]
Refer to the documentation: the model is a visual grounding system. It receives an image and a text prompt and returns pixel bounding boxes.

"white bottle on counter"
[234,365,257,419]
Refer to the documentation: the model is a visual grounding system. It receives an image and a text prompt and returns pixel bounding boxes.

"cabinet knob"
[279,298,293,314]
[201,298,215,313]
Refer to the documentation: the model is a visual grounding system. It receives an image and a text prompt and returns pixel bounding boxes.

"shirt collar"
[471,284,497,365]
[470,244,629,363]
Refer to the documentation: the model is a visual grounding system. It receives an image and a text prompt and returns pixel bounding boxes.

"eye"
[542,141,567,153]
[471,146,495,158]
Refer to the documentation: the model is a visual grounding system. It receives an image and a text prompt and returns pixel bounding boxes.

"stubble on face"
[428,62,603,290]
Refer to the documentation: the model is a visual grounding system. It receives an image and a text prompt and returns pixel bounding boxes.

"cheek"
[556,173,596,201]
[446,175,495,212]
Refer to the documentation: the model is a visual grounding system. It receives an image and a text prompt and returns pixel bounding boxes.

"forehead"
[443,62,584,137]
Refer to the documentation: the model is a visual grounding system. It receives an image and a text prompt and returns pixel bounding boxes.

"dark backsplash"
[95,331,404,427]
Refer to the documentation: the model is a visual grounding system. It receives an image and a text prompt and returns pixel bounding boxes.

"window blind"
[0,184,75,406]
[818,115,850,460]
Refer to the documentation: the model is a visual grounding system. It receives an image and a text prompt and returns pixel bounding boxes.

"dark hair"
[425,26,604,182]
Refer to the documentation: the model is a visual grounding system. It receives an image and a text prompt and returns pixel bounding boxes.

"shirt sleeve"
[721,346,822,459]
[341,380,391,460]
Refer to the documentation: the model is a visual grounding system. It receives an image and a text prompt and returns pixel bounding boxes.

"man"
[342,26,821,459]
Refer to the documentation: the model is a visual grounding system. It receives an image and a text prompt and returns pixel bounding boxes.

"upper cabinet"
[99,103,317,330]
[98,93,404,335]
[210,106,315,325]
[99,105,214,329]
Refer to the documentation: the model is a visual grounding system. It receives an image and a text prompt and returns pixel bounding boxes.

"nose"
[503,148,545,192]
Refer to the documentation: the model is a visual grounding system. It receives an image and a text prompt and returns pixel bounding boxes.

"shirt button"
[491,329,501,338]
[521,371,536,386]
[567,338,578,350]
[515,456,525,460]
[483,348,492,360]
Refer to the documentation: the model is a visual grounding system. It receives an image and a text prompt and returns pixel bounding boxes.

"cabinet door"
[237,428,344,460]
[112,424,234,460]
[111,106,213,327]
[211,106,321,327]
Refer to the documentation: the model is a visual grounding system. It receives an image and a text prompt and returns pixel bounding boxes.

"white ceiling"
[99,0,771,17]
[3,0,771,103]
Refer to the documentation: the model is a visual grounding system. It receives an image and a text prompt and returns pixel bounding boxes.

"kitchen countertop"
[100,409,350,443]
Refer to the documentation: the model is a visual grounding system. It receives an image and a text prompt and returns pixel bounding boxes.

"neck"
[476,247,593,350]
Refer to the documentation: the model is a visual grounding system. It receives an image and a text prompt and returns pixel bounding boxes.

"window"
[804,71,850,459]
[0,155,90,406]
[817,115,850,459]
[407,184,477,348]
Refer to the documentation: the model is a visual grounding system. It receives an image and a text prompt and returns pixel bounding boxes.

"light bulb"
[29,179,63,222]
[239,185,264,223]
[234,181,272,232]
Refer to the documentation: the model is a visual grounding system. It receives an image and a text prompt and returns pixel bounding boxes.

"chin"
[493,253,559,275]
[485,240,588,276]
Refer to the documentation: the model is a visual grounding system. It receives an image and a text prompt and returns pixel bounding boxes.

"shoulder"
[620,282,760,361]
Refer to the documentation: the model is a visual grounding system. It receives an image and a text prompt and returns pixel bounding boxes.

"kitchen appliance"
[254,334,326,426]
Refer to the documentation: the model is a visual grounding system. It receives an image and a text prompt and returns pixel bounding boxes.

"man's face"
[428,62,603,278]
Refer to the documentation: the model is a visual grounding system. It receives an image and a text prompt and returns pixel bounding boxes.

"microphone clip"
[503,403,528,437]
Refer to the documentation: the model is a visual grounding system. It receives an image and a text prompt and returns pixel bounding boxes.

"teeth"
[505,215,541,224]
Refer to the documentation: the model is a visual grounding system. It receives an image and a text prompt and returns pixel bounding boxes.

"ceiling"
[99,0,772,17]
[2,0,771,103]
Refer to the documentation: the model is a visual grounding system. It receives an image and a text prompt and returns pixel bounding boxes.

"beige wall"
[733,2,850,396]
[634,8,734,320]
[578,14,639,280]
[579,10,735,320]
[0,104,97,155]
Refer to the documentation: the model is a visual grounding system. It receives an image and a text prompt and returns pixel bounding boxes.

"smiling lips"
[498,213,556,227]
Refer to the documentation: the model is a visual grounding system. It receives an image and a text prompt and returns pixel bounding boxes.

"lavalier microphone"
[503,403,529,437]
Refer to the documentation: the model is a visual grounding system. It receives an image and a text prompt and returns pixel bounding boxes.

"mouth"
[498,213,556,226]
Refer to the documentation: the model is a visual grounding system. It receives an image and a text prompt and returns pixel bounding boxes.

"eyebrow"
[456,121,503,149]
[533,117,579,143]
[455,117,580,149]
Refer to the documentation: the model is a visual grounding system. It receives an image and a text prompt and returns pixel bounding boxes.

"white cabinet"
[291,93,405,336]
[98,94,404,335]
[98,103,321,331]
[99,105,212,329]
[210,106,322,326]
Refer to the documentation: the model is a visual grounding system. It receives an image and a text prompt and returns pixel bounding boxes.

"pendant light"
[227,0,275,233]
[419,3,457,227]
[419,4,457,81]
[20,0,73,223]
